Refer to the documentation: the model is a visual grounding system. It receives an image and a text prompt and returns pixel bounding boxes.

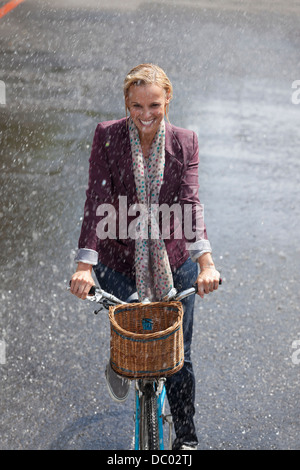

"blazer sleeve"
[179,132,212,259]
[77,123,114,256]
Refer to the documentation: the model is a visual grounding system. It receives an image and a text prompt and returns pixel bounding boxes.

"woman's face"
[126,83,169,143]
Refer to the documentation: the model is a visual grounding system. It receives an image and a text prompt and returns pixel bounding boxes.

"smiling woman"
[70,62,220,450]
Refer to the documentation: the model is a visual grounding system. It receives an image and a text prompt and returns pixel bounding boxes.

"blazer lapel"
[159,122,183,203]
[114,119,137,202]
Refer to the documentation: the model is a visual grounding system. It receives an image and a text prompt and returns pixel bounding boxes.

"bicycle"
[69,279,221,450]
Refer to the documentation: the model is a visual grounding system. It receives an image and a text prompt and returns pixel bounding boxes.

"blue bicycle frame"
[134,380,168,450]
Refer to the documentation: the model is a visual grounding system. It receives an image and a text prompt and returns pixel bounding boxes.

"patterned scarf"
[128,117,174,302]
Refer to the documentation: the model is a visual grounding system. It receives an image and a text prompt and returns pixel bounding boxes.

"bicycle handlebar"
[77,278,222,313]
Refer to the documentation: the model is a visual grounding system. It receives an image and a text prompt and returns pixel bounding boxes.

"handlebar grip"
[88,285,96,296]
[194,277,222,293]
[69,281,97,296]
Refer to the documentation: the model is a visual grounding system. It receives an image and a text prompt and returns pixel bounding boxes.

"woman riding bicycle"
[70,63,220,450]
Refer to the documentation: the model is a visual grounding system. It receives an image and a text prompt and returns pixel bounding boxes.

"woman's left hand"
[196,266,220,298]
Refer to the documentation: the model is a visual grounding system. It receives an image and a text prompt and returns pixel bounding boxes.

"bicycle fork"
[134,378,173,450]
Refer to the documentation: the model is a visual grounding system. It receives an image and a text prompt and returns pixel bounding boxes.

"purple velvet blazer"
[78,117,208,278]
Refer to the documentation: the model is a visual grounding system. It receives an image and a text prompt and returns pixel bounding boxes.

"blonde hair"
[123,63,173,121]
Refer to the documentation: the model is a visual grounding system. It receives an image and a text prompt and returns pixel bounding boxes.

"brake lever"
[93,298,119,314]
[93,305,106,315]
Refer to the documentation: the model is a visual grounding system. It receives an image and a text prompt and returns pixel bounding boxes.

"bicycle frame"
[135,378,171,450]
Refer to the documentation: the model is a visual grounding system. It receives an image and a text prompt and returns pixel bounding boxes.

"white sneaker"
[105,362,130,403]
[180,444,197,450]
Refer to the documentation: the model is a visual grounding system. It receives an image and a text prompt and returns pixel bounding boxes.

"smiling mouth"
[139,119,155,126]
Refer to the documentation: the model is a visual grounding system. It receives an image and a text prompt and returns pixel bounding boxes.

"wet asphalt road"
[0,0,300,450]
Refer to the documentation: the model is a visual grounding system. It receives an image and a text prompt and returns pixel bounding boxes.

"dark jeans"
[93,257,199,449]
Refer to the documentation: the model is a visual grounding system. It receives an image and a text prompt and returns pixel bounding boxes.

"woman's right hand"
[70,262,95,300]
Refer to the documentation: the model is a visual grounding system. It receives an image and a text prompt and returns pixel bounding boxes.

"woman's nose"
[141,108,151,119]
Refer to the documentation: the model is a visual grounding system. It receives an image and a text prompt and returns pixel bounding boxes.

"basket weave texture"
[109,301,184,378]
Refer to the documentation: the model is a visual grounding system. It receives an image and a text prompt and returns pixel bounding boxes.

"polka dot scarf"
[128,117,174,302]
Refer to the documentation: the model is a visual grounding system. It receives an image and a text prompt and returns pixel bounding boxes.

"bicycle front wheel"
[139,382,159,450]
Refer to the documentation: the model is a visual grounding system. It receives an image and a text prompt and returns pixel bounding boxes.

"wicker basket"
[109,301,184,379]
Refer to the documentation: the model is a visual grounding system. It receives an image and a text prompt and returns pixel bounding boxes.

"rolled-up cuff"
[74,248,98,265]
[186,239,212,262]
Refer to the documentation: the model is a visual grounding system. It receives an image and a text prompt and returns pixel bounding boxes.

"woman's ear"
[125,95,130,119]
[165,89,172,104]
[125,95,129,110]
